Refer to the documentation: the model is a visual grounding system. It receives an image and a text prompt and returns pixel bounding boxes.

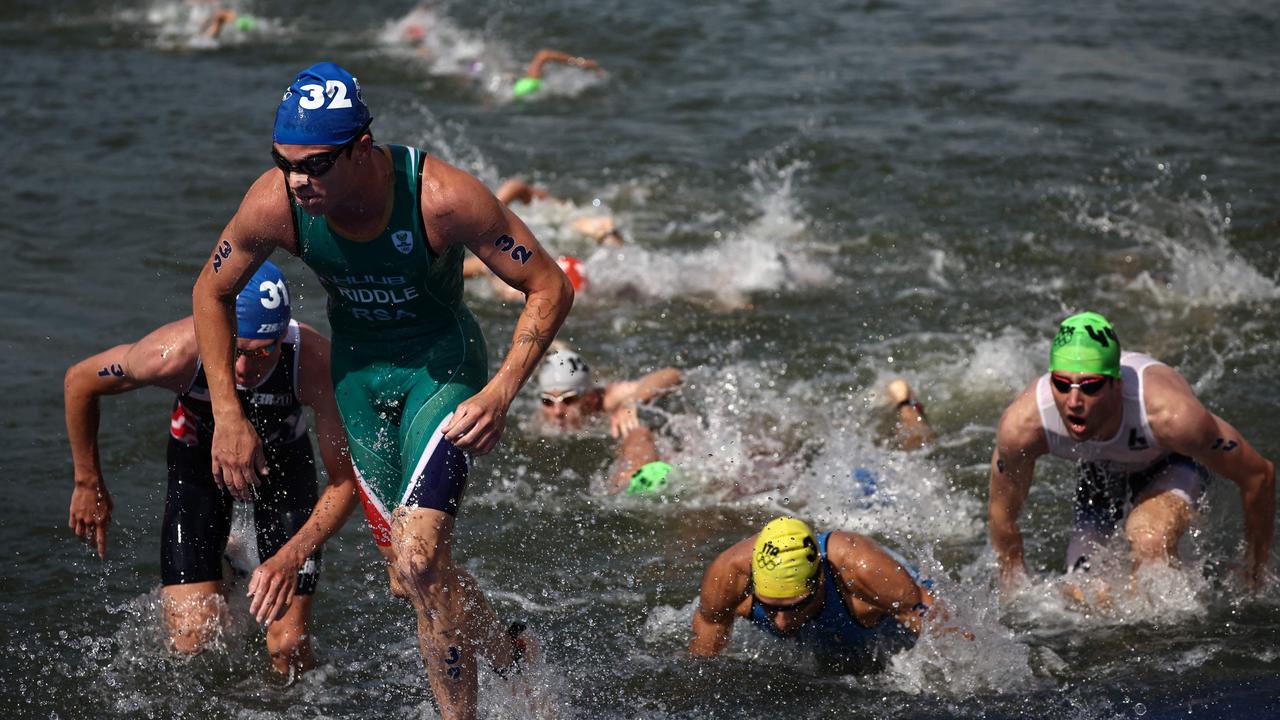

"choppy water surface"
[2,1,1278,718]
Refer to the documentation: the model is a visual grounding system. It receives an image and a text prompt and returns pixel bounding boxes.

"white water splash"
[1070,186,1278,308]
[651,362,983,541]
[131,1,282,51]
[376,4,515,92]
[583,159,834,309]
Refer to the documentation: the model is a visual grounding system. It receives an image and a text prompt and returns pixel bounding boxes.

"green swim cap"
[512,76,543,99]
[1049,311,1121,378]
[234,14,257,31]
[626,461,674,496]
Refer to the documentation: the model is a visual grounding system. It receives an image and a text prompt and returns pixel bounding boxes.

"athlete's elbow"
[63,362,92,399]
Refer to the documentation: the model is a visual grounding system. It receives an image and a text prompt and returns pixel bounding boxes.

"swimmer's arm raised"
[193,170,292,498]
[1145,368,1275,588]
[988,383,1045,594]
[525,49,601,78]
[603,368,685,413]
[63,320,200,557]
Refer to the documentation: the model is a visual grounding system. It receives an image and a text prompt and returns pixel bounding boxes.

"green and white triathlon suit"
[294,144,488,547]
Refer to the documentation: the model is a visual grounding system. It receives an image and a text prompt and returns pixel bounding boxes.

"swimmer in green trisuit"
[512,48,603,99]
[192,62,574,719]
[535,346,683,495]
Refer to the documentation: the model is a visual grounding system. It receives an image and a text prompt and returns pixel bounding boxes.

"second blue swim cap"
[273,62,372,145]
[236,261,291,340]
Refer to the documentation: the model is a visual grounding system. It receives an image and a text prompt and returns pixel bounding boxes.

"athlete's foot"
[1061,577,1114,611]
[886,378,912,407]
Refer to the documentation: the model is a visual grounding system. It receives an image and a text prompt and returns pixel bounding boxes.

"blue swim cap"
[236,261,291,340]
[273,62,372,146]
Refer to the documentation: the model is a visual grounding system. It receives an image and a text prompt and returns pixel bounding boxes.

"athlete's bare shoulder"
[996,377,1047,452]
[417,155,500,236]
[226,168,297,254]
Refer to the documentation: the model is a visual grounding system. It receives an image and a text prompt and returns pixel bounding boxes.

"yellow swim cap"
[751,517,820,599]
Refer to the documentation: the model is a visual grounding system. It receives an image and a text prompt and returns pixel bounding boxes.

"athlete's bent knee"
[266,623,312,673]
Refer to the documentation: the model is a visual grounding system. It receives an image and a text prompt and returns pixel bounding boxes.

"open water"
[2,0,1279,718]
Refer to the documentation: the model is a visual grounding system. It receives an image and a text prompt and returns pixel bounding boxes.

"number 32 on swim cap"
[274,62,372,146]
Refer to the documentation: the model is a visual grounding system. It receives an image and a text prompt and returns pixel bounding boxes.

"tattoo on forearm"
[210,239,233,273]
[96,361,124,379]
[1211,437,1238,452]
[514,325,553,365]
[996,456,1007,473]
[527,296,554,320]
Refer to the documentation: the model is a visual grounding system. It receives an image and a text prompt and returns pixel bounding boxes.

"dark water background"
[2,0,1279,718]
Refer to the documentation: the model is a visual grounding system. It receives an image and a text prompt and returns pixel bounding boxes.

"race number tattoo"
[493,234,532,265]
[444,645,463,680]
[98,364,125,378]
[211,239,233,273]
[996,456,1007,473]
[1211,437,1239,452]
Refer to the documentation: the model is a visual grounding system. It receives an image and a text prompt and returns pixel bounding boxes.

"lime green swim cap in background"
[234,14,257,32]
[512,76,543,98]
[626,461,674,496]
[1050,311,1121,378]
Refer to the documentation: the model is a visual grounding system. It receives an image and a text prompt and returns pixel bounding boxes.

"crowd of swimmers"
[61,49,1274,720]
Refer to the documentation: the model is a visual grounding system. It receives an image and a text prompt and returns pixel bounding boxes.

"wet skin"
[1050,371,1124,442]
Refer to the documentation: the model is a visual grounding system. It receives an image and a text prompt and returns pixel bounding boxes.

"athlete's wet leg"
[265,595,315,674]
[161,581,226,655]
[1125,490,1194,568]
[390,507,514,720]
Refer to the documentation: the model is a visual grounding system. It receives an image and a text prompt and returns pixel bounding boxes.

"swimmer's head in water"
[1049,311,1121,378]
[274,62,372,146]
[512,76,543,99]
[236,260,291,340]
[233,14,256,32]
[626,461,674,496]
[537,349,592,395]
[751,517,820,600]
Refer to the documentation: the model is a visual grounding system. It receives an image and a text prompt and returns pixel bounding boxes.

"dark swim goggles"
[1050,373,1110,396]
[234,341,279,359]
[271,120,371,177]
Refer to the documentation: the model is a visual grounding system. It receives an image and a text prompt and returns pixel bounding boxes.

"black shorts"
[161,434,322,594]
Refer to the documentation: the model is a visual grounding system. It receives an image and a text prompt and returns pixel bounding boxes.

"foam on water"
[581,158,835,309]
[1067,180,1279,310]
[884,549,1037,696]
[643,362,983,541]
[993,536,1213,637]
[376,4,515,92]
[129,1,282,51]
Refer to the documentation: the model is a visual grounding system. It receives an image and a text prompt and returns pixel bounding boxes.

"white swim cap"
[537,349,592,395]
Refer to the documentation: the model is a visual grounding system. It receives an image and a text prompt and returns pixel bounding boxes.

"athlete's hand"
[443,386,510,455]
[211,415,267,501]
[609,404,640,439]
[248,553,300,625]
[69,481,112,558]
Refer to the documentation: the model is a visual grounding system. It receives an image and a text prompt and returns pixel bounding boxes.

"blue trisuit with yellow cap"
[749,533,927,667]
